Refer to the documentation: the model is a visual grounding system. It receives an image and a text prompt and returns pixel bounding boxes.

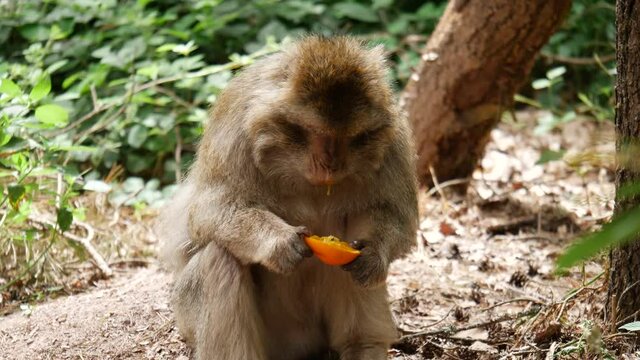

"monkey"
[157,35,419,360]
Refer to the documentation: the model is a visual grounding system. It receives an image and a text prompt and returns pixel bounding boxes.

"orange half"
[304,235,361,266]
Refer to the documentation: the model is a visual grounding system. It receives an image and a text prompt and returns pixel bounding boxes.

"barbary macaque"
[158,35,418,360]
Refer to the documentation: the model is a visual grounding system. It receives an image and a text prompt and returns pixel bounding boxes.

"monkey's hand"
[262,226,312,274]
[341,242,388,288]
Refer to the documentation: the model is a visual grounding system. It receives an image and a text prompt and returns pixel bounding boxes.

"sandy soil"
[0,266,188,360]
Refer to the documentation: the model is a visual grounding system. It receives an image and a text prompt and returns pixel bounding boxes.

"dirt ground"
[2,115,638,359]
[0,266,188,360]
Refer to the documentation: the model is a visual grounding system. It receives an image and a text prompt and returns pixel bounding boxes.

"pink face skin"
[305,133,348,186]
[250,108,393,192]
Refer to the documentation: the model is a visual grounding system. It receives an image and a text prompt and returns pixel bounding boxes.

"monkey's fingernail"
[350,240,365,250]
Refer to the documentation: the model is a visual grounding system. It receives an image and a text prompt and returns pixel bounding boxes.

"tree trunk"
[607,0,640,329]
[403,0,571,186]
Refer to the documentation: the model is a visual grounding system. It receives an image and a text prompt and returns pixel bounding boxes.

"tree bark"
[607,0,640,329]
[403,0,572,186]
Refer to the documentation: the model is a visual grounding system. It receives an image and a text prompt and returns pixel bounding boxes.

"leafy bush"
[524,0,615,133]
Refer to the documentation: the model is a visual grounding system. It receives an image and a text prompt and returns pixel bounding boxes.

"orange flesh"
[304,235,361,266]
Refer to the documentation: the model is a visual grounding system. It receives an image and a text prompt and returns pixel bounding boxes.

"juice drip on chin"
[326,184,332,196]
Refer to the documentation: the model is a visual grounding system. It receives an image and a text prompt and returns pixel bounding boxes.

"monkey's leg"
[323,280,397,360]
[172,243,267,360]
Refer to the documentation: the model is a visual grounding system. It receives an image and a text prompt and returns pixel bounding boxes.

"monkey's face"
[251,111,395,190]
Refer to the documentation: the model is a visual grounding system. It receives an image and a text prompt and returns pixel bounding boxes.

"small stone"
[469,341,498,354]
[422,51,439,61]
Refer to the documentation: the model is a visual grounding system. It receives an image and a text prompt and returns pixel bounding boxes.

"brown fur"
[158,35,418,360]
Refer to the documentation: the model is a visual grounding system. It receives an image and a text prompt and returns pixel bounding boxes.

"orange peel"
[304,235,361,266]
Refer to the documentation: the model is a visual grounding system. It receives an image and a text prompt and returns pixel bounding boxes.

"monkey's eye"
[280,121,307,145]
[351,131,371,148]
[351,126,387,148]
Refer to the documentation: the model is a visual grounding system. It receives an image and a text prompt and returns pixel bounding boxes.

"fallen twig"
[399,307,455,335]
[62,221,113,277]
[540,52,615,66]
[481,297,547,312]
[555,271,604,322]
[109,258,152,267]
[425,178,470,198]
[23,212,113,277]
[400,307,540,340]
[487,216,537,235]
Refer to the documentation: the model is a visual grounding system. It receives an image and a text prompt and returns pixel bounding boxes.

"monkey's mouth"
[304,169,341,187]
[306,176,335,187]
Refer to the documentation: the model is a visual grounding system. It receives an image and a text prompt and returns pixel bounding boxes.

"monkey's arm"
[187,186,311,273]
[343,143,419,288]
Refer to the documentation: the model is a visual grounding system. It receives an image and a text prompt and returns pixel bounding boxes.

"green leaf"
[46,60,69,75]
[62,72,83,89]
[333,2,378,22]
[137,64,159,79]
[532,78,551,90]
[387,16,410,35]
[8,185,26,210]
[29,75,52,102]
[56,207,73,232]
[0,78,22,98]
[50,24,68,40]
[534,113,557,135]
[83,180,112,193]
[172,41,198,56]
[156,43,178,52]
[118,37,147,61]
[557,206,640,269]
[514,94,543,108]
[373,0,393,9]
[125,153,151,174]
[0,130,11,147]
[127,125,149,149]
[559,110,576,123]
[18,24,50,42]
[619,321,640,332]
[35,104,69,127]
[578,92,594,108]
[49,144,96,153]
[536,149,565,165]
[546,66,567,80]
[618,181,640,199]
[416,2,444,20]
[274,2,325,22]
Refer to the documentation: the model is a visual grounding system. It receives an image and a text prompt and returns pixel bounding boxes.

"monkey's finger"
[292,227,313,257]
[341,254,364,271]
[341,245,375,271]
[348,239,366,250]
[293,238,313,258]
[295,226,311,237]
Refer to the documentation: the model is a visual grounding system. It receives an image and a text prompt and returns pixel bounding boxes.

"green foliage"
[536,149,566,165]
[557,206,640,269]
[517,0,615,138]
[0,0,447,182]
